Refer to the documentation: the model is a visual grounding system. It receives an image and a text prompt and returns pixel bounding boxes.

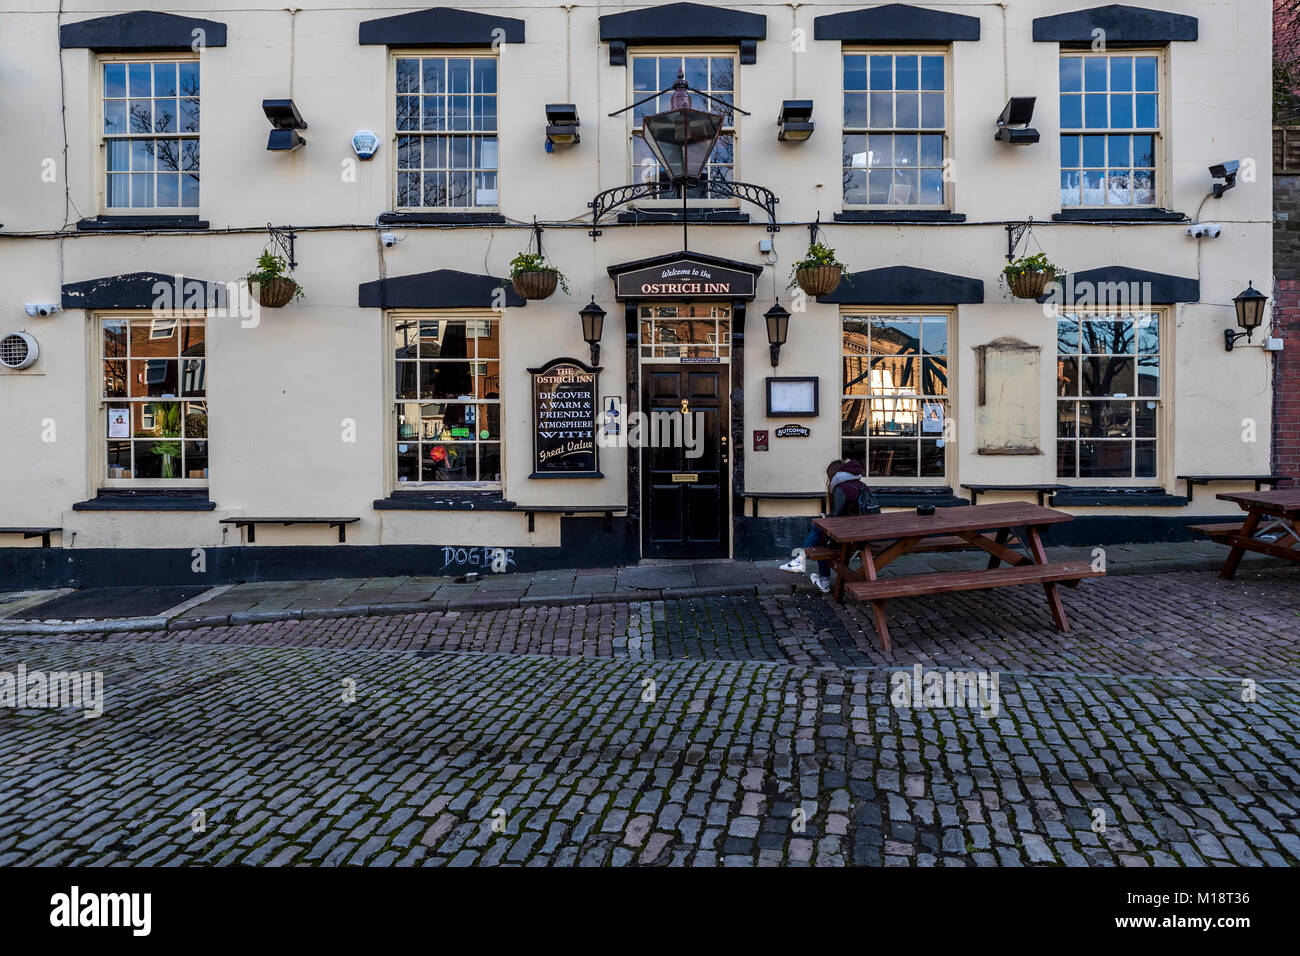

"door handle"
[680,398,690,415]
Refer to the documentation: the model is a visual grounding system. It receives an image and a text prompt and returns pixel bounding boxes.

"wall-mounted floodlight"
[777,100,814,142]
[545,104,581,150]
[995,97,1039,145]
[263,99,307,151]
[1210,160,1240,198]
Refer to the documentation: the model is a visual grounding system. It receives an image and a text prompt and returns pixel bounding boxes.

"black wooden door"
[641,365,729,558]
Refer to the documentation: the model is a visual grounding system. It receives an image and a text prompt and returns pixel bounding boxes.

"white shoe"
[779,549,806,574]
[810,573,831,594]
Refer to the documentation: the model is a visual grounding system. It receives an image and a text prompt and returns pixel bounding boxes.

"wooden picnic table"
[813,501,1104,654]
[1198,488,1300,579]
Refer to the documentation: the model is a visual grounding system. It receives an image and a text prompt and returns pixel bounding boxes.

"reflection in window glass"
[103,58,199,209]
[843,53,946,207]
[841,313,949,478]
[396,55,498,208]
[394,317,501,483]
[1059,53,1158,207]
[1056,312,1160,479]
[630,55,735,200]
[102,316,207,480]
[638,304,731,359]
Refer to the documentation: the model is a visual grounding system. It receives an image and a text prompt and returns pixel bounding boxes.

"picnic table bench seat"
[1187,522,1247,539]
[844,562,1102,601]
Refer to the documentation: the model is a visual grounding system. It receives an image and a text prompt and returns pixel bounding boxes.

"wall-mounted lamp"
[1211,160,1240,198]
[1225,282,1267,351]
[580,298,606,366]
[263,99,307,151]
[777,100,814,142]
[546,104,581,151]
[765,301,791,367]
[994,97,1039,145]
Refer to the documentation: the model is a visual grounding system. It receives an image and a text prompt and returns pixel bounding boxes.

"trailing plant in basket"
[787,241,847,290]
[245,251,303,301]
[508,252,570,294]
[999,252,1064,299]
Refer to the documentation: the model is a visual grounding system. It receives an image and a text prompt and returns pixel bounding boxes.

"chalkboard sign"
[528,357,602,478]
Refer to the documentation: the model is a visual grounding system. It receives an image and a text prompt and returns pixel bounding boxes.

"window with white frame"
[842,52,947,207]
[630,54,735,199]
[1056,312,1161,479]
[393,316,501,485]
[101,316,207,482]
[841,312,950,478]
[395,55,498,209]
[102,58,200,210]
[1059,53,1160,207]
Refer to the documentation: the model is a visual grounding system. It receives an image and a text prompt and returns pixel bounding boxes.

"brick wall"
[1274,279,1300,483]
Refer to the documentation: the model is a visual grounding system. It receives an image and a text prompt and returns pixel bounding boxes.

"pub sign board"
[615,257,757,299]
[528,357,602,478]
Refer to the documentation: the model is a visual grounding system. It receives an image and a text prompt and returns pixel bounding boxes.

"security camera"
[24,303,59,317]
[380,232,400,247]
[1210,160,1240,197]
[1185,223,1222,239]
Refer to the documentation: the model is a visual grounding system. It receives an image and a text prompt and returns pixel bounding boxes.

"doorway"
[640,364,729,558]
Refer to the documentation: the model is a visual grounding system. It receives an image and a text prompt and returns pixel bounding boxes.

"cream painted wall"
[0,1,1277,555]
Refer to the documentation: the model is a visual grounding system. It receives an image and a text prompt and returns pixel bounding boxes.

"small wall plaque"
[753,430,769,451]
[775,424,811,438]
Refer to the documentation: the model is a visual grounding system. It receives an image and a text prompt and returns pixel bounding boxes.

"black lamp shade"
[1234,282,1267,331]
[764,302,790,346]
[641,107,724,183]
[580,299,606,345]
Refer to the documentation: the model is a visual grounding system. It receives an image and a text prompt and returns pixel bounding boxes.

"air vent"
[0,332,39,370]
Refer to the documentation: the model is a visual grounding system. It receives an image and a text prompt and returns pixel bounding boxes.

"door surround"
[606,250,762,560]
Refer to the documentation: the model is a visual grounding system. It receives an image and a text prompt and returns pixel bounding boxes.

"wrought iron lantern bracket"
[587,179,779,239]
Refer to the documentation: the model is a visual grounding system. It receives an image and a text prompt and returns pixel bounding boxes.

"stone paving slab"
[0,541,1290,634]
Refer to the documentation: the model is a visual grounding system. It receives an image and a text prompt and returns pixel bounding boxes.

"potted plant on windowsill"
[508,252,570,300]
[150,402,183,479]
[245,250,303,308]
[789,241,847,296]
[1001,252,1063,300]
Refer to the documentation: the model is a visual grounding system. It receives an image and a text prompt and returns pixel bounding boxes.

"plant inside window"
[245,251,302,308]
[789,241,848,296]
[1001,252,1065,300]
[149,402,183,479]
[508,251,570,300]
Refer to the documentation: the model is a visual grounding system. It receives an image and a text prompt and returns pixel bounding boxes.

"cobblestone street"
[1,567,1298,866]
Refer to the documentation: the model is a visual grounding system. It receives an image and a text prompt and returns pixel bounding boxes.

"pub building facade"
[0,1,1280,585]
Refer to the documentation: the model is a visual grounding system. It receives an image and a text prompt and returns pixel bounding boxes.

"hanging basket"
[795,265,843,297]
[255,277,299,308]
[1006,268,1056,300]
[512,270,560,300]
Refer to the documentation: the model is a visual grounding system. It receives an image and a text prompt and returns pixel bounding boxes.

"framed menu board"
[528,357,602,478]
